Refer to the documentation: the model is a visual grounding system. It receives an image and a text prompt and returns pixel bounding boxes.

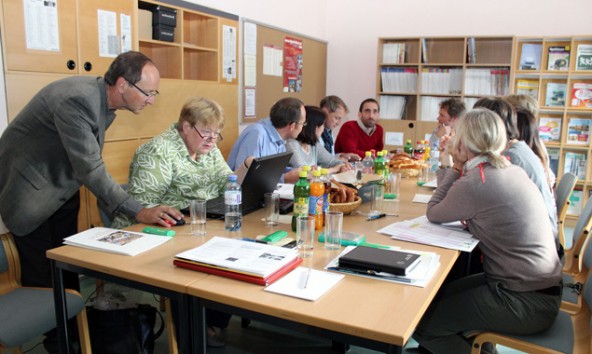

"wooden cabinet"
[377,36,515,150]
[1,0,134,75]
[515,36,592,218]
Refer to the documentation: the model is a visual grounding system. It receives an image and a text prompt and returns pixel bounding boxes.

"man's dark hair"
[104,51,154,86]
[439,97,466,119]
[270,97,304,128]
[297,106,326,145]
[358,98,380,113]
[473,97,518,140]
[320,95,349,114]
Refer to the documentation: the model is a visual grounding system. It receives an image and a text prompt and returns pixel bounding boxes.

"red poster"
[283,36,303,92]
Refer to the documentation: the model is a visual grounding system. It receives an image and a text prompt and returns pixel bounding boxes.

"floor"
[19,276,526,354]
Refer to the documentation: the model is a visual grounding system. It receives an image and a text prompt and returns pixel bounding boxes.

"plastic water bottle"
[373,151,387,179]
[362,151,374,174]
[309,170,325,231]
[224,174,242,231]
[429,143,440,176]
[292,171,310,232]
[320,168,332,222]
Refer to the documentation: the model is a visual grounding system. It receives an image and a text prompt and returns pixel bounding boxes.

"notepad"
[264,267,344,301]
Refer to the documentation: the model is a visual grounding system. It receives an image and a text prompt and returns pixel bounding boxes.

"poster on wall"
[283,36,302,92]
[23,0,60,52]
[223,25,237,82]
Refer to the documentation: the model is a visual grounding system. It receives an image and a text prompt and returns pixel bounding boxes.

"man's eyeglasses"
[194,126,223,141]
[294,120,307,127]
[127,80,159,97]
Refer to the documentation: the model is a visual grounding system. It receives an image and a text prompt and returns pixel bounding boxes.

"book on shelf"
[519,43,542,70]
[382,42,406,64]
[173,236,302,285]
[571,82,592,108]
[547,148,560,177]
[62,227,173,256]
[547,45,570,71]
[576,44,592,71]
[421,38,428,63]
[467,37,476,64]
[564,152,587,180]
[516,79,539,100]
[568,189,583,216]
[567,118,591,145]
[545,83,567,107]
[538,117,562,143]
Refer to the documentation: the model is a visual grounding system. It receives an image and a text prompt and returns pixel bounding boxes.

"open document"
[377,215,479,252]
[175,237,300,278]
[63,227,172,256]
[264,267,344,301]
[325,246,440,288]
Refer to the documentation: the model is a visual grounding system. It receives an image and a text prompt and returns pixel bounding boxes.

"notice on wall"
[385,132,404,146]
[283,37,303,92]
[120,14,132,53]
[263,45,282,77]
[244,88,256,117]
[244,54,257,87]
[23,0,60,52]
[223,25,237,82]
[244,22,257,56]
[97,9,119,57]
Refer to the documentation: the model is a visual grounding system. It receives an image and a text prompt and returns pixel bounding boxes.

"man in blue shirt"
[318,95,359,162]
[228,97,305,183]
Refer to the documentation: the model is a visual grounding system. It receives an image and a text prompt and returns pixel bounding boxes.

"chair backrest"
[556,172,578,214]
[0,233,20,295]
[570,197,592,267]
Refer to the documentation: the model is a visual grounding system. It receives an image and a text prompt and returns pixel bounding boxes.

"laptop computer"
[204,151,293,219]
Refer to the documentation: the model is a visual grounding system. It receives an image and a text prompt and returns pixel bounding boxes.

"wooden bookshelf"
[377,36,514,150]
[515,36,592,218]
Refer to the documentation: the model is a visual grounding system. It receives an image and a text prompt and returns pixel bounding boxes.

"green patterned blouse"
[111,124,232,228]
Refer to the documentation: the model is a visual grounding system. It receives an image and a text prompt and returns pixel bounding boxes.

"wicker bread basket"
[329,196,362,215]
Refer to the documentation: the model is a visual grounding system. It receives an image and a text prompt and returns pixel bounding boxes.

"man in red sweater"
[334,98,384,158]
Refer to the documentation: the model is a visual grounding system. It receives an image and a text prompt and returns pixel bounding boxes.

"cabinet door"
[78,0,135,76]
[2,0,78,73]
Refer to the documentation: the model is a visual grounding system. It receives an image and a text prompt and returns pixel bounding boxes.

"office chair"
[469,269,592,354]
[562,196,592,275]
[0,232,91,354]
[555,172,578,250]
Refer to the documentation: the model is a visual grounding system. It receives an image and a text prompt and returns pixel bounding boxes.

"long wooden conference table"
[48,179,459,354]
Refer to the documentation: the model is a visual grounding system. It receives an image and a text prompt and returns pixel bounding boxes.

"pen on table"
[360,242,393,249]
[303,268,311,289]
[241,237,268,244]
[367,213,386,221]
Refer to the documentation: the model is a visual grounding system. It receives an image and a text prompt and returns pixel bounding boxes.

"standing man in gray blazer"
[0,51,182,293]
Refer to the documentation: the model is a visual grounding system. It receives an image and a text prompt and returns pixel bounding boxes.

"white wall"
[186,0,592,126]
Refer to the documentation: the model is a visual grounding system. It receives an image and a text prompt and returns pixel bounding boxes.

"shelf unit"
[377,36,515,148]
[515,36,592,218]
[138,0,220,81]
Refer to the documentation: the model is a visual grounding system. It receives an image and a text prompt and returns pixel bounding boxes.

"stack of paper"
[174,237,302,285]
[63,227,173,256]
[377,216,479,252]
[264,267,344,301]
[325,246,440,288]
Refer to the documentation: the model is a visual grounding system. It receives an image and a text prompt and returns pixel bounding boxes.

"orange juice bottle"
[308,169,325,230]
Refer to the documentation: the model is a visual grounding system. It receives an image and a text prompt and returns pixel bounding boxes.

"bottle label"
[308,195,323,215]
[224,191,241,205]
[293,197,309,216]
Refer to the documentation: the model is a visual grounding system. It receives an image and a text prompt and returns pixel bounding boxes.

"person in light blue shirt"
[228,97,306,183]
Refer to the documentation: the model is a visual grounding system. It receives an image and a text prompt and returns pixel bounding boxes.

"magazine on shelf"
[538,117,562,143]
[564,152,587,180]
[62,227,173,256]
[568,189,583,216]
[548,148,560,177]
[174,236,300,280]
[576,44,592,71]
[571,82,592,108]
[519,43,542,70]
[545,83,567,107]
[547,45,570,71]
[516,79,539,100]
[566,118,591,145]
